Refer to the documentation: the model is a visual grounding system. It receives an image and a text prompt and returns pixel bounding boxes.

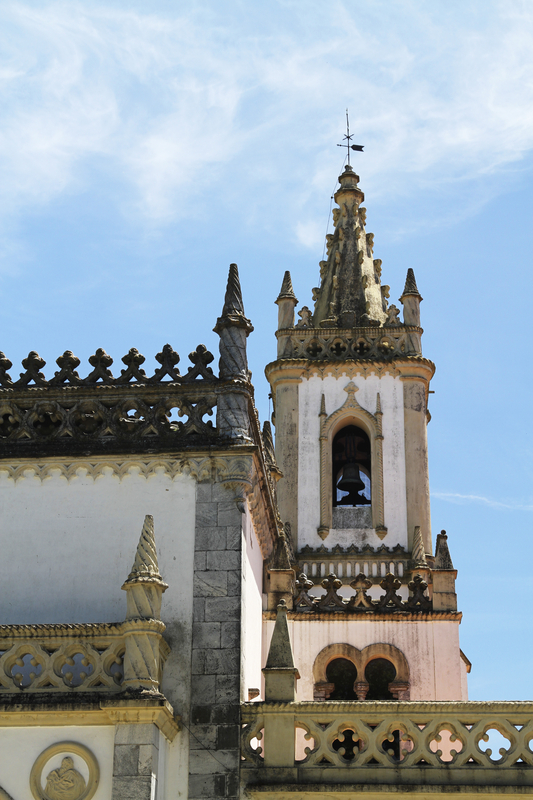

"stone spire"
[400,268,423,328]
[122,515,168,621]
[275,270,298,333]
[121,515,169,691]
[313,165,387,329]
[214,263,253,380]
[434,530,454,570]
[262,600,299,701]
[411,525,428,568]
[402,268,421,297]
[123,514,167,589]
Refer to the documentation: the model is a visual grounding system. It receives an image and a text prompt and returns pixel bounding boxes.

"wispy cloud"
[432,492,533,512]
[0,0,532,234]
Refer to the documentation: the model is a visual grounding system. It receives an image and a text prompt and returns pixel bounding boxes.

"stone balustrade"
[241,701,533,791]
[0,620,168,693]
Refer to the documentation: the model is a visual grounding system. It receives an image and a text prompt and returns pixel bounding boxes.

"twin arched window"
[325,656,396,701]
[332,425,371,508]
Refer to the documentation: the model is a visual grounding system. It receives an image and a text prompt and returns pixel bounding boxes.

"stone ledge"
[0,690,180,741]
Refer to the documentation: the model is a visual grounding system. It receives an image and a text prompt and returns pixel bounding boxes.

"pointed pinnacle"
[276,271,298,303]
[434,530,455,570]
[214,263,253,334]
[402,268,421,297]
[265,600,296,670]
[411,525,428,568]
[122,515,168,589]
[222,263,245,316]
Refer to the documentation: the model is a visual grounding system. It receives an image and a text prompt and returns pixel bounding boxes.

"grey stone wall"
[188,481,242,800]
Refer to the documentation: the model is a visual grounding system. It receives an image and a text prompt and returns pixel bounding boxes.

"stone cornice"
[266,356,435,384]
[263,610,462,622]
[242,699,533,715]
[0,693,180,740]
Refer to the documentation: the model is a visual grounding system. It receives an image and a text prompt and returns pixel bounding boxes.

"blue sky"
[1,0,532,700]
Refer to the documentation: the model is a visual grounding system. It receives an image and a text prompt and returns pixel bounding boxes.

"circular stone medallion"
[30,742,99,800]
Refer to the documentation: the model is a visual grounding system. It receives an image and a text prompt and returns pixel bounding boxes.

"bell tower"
[265,163,468,702]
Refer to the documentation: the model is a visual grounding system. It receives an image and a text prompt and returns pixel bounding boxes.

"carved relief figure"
[44,758,85,800]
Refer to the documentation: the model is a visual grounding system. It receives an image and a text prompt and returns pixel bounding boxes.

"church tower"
[265,163,468,703]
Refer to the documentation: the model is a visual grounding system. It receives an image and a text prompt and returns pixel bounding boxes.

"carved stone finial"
[17,352,47,386]
[434,530,455,570]
[377,572,404,609]
[50,351,82,385]
[407,573,431,610]
[86,348,114,383]
[276,271,298,303]
[348,573,373,608]
[214,263,253,334]
[294,573,316,611]
[122,515,168,591]
[317,573,346,610]
[214,264,253,384]
[411,525,428,568]
[402,268,421,297]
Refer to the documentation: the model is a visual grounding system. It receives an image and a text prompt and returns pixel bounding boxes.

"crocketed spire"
[312,165,387,328]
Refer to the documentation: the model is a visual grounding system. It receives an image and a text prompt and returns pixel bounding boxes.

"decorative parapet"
[275,324,423,361]
[0,344,226,458]
[292,570,433,614]
[0,621,168,693]
[241,700,533,788]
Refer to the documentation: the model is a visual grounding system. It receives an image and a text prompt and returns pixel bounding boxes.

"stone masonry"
[188,480,243,800]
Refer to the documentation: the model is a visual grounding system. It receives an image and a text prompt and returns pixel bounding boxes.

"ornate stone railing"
[292,571,432,613]
[298,543,408,584]
[0,620,168,693]
[241,701,533,790]
[275,325,423,362]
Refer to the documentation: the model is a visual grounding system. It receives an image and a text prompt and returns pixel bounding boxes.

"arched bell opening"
[364,658,396,700]
[332,425,371,508]
[325,657,358,701]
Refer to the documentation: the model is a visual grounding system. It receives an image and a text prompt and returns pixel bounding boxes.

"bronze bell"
[337,462,366,506]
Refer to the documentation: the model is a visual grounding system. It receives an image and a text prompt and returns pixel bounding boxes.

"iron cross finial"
[337,109,364,166]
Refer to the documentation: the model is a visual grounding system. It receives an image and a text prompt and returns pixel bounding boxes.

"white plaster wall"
[0,463,196,800]
[264,619,466,701]
[298,374,408,549]
[0,725,114,800]
[241,507,264,701]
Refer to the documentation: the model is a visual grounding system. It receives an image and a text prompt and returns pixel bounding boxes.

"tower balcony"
[241,700,533,795]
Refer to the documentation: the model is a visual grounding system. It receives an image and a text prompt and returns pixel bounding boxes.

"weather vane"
[337,110,364,166]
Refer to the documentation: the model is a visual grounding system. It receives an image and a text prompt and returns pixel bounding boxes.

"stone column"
[402,376,432,554]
